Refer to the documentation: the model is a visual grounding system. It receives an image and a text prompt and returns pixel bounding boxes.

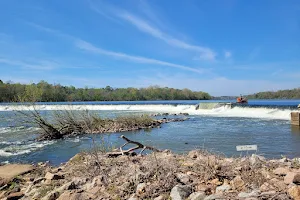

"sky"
[0,0,299,96]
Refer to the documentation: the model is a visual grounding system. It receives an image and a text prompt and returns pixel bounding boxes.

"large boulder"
[0,164,34,187]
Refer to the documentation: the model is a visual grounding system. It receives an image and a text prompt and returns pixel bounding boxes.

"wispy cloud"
[75,39,204,73]
[224,51,232,59]
[89,2,217,61]
[120,12,216,61]
[29,23,204,74]
[248,47,261,61]
[88,0,121,24]
[0,57,57,70]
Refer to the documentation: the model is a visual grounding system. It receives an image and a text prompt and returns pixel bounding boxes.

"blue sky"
[0,0,299,96]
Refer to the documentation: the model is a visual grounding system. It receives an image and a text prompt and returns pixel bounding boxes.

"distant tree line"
[247,88,300,99]
[0,80,211,102]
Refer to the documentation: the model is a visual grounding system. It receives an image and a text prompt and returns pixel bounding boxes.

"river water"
[0,100,300,165]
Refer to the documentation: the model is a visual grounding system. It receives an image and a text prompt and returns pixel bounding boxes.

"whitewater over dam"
[0,100,300,165]
[0,101,297,120]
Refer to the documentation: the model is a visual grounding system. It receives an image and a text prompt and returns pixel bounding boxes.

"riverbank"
[1,150,300,199]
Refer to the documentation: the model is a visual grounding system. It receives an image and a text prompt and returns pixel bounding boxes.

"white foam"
[0,104,293,120]
[0,140,55,157]
[0,127,40,134]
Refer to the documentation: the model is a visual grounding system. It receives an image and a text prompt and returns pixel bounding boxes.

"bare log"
[106,135,161,157]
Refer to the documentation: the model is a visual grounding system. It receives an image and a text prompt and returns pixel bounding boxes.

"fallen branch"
[106,135,162,157]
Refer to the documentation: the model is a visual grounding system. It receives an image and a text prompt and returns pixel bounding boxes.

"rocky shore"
[1,150,300,200]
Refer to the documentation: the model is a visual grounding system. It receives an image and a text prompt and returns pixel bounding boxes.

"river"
[0,100,300,165]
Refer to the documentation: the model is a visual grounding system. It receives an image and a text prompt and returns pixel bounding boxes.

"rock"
[279,157,289,163]
[182,161,194,167]
[210,178,222,186]
[188,191,206,200]
[294,174,300,184]
[186,171,197,176]
[56,181,76,192]
[260,169,271,179]
[276,194,290,199]
[41,191,59,200]
[136,183,146,194]
[0,164,34,187]
[26,187,38,198]
[10,186,20,193]
[215,184,231,193]
[72,177,88,187]
[43,179,52,185]
[33,177,45,185]
[86,186,101,195]
[284,172,300,185]
[51,167,62,173]
[0,191,5,199]
[176,173,191,184]
[24,183,33,195]
[250,154,265,165]
[6,192,24,200]
[230,175,244,190]
[270,178,286,191]
[260,182,275,192]
[128,194,138,200]
[170,185,192,200]
[57,190,92,200]
[288,186,300,200]
[261,191,276,196]
[237,190,260,198]
[44,172,64,180]
[238,192,251,198]
[40,181,76,200]
[204,194,225,200]
[273,167,290,176]
[188,150,199,159]
[153,195,165,200]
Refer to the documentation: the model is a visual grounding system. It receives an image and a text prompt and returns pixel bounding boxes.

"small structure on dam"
[291,104,300,126]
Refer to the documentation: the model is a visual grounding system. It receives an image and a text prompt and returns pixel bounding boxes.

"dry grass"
[63,148,281,199]
[17,108,157,140]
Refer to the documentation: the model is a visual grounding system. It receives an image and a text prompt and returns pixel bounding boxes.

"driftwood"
[106,135,161,157]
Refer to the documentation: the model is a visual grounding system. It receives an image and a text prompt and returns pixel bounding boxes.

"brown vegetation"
[17,109,187,141]
[1,145,300,199]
